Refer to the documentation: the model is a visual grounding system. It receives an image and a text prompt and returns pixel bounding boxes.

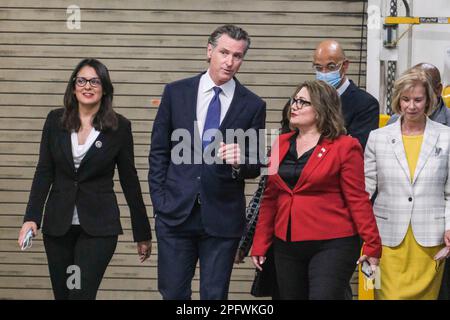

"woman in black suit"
[17,58,152,299]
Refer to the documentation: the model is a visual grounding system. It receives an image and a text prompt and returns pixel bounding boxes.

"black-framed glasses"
[312,62,344,72]
[73,77,102,87]
[290,97,312,109]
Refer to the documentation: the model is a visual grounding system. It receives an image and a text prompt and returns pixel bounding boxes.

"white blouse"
[70,128,101,225]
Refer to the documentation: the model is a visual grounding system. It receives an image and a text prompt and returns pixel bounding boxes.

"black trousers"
[43,225,118,300]
[438,259,450,300]
[273,235,360,300]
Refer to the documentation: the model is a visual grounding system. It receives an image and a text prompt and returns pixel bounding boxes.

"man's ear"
[207,44,213,61]
[342,59,350,75]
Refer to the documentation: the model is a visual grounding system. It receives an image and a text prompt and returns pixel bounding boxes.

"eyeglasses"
[73,77,102,87]
[290,97,312,109]
[312,62,344,72]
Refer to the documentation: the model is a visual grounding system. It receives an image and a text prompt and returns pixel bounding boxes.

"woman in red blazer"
[251,80,381,299]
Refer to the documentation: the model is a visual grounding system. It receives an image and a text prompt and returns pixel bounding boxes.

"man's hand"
[218,142,241,168]
[234,248,246,264]
[137,240,152,263]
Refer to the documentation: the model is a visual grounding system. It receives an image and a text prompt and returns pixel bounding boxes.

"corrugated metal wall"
[0,0,368,299]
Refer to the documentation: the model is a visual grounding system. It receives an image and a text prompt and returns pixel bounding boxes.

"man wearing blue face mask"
[313,40,379,148]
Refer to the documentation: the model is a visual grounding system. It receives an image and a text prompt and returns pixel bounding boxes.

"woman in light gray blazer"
[365,68,450,299]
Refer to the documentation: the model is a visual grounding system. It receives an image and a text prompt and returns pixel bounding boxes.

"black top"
[278,131,316,189]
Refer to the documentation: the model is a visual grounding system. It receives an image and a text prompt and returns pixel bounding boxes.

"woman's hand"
[444,230,450,247]
[137,240,151,263]
[18,221,37,249]
[251,256,266,271]
[357,254,380,272]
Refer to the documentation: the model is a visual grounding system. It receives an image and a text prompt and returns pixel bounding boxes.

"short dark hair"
[208,24,251,55]
[412,62,442,91]
[62,58,118,132]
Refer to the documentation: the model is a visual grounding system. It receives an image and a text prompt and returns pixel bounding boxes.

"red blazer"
[251,132,382,258]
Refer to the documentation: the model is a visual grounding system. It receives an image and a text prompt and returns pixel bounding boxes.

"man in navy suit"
[313,40,379,149]
[149,24,266,300]
[313,40,380,299]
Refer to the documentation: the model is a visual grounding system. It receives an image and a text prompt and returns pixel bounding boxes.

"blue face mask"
[315,69,342,88]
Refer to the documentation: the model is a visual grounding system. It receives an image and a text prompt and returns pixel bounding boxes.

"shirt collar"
[200,69,236,98]
[337,77,350,96]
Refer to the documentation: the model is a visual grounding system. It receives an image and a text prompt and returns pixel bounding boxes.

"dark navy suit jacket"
[149,72,266,238]
[340,80,379,149]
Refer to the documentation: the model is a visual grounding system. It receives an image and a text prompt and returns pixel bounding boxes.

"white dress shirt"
[337,77,351,96]
[70,128,100,225]
[196,70,236,136]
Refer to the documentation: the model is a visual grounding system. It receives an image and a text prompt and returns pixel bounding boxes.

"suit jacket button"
[408,197,412,202]
[74,181,78,187]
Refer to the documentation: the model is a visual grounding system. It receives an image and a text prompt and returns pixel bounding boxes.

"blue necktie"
[202,86,222,149]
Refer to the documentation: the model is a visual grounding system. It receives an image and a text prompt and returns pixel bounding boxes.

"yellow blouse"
[402,135,423,182]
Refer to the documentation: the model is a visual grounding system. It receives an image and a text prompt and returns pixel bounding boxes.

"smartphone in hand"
[361,260,373,279]
[21,229,34,251]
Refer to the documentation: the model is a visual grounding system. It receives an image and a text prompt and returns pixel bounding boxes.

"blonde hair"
[391,68,437,115]
[291,80,346,140]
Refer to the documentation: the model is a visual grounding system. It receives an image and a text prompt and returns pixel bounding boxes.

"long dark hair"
[62,58,118,131]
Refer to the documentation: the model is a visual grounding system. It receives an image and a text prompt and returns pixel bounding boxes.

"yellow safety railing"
[444,86,450,108]
[379,114,391,128]
[385,16,450,25]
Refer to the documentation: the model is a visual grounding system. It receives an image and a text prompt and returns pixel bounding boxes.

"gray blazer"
[365,117,450,247]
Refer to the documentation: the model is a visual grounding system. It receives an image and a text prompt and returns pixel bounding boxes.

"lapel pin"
[392,139,396,144]
[318,153,323,158]
[95,141,102,148]
[435,147,442,156]
[321,147,326,152]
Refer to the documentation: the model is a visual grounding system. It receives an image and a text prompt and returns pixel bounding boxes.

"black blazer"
[340,80,380,149]
[24,108,151,242]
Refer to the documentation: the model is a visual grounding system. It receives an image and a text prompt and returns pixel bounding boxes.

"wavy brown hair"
[62,58,118,132]
[290,80,346,140]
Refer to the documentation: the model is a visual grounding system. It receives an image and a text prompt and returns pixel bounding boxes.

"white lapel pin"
[95,141,102,148]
